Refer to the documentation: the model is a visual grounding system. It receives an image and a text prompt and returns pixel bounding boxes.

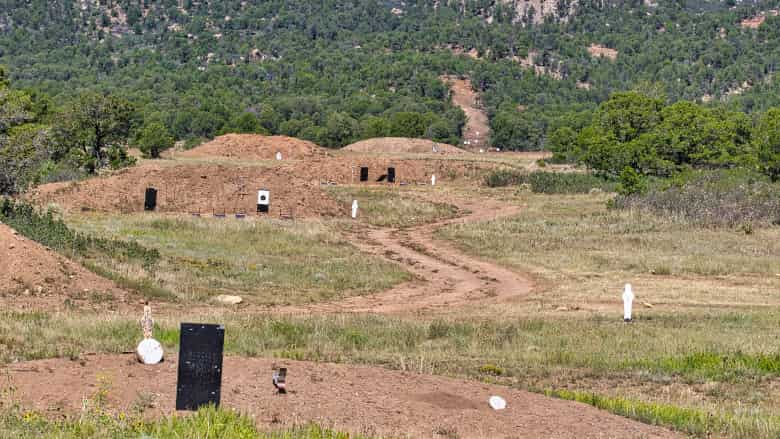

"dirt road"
[270,193,532,314]
[441,76,491,151]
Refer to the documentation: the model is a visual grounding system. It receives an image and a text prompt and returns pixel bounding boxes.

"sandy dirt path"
[2,354,677,439]
[264,193,532,314]
[441,76,491,151]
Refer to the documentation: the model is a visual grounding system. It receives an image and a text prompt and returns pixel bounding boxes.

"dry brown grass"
[64,213,410,305]
[432,188,780,436]
[438,191,780,309]
[324,185,460,228]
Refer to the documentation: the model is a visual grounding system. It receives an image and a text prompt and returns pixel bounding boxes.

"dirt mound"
[4,354,677,439]
[178,134,331,160]
[0,223,127,310]
[29,162,343,218]
[293,156,493,186]
[28,155,496,216]
[343,138,467,155]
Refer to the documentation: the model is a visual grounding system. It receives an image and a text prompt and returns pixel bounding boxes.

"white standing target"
[622,283,635,322]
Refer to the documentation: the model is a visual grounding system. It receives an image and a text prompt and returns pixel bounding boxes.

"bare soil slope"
[178,134,331,160]
[441,76,490,150]
[0,223,127,310]
[29,162,343,217]
[28,156,495,216]
[5,354,677,439]
[343,138,467,154]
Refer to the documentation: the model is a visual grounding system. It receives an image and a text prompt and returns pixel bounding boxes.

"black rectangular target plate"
[176,323,225,411]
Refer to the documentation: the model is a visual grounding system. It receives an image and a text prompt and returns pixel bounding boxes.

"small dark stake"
[387,167,396,183]
[176,323,225,411]
[360,167,369,182]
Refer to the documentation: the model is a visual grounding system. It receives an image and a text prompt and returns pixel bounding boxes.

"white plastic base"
[136,338,164,365]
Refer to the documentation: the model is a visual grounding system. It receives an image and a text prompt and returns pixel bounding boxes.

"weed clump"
[0,199,160,269]
[478,364,505,376]
[614,170,780,227]
[484,170,617,194]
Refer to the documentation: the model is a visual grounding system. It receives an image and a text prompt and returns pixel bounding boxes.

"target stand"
[257,189,270,214]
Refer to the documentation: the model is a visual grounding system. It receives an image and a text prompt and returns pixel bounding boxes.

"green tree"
[57,93,134,173]
[360,116,391,139]
[323,112,359,147]
[0,66,8,88]
[220,113,268,135]
[595,92,664,143]
[548,126,579,163]
[490,109,544,151]
[137,122,175,158]
[0,84,34,134]
[425,120,456,145]
[617,166,647,196]
[754,108,780,181]
[0,72,56,194]
[389,112,427,138]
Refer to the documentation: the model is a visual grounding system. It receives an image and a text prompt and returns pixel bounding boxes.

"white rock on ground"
[215,294,243,305]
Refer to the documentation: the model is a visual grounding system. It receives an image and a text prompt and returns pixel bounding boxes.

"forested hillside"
[2,0,780,192]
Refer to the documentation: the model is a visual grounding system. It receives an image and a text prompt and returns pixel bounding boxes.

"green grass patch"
[0,405,370,439]
[636,352,780,382]
[65,213,410,305]
[544,389,780,438]
[0,199,159,269]
[2,311,778,382]
[324,186,459,228]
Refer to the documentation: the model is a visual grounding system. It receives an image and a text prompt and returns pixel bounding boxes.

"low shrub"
[484,170,617,194]
[484,169,525,188]
[613,170,780,227]
[478,363,505,376]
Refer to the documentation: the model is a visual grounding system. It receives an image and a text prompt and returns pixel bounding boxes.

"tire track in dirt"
[271,195,532,314]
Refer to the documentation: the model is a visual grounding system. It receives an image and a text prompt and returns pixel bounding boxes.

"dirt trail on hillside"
[441,76,490,151]
[266,193,532,314]
[3,354,677,439]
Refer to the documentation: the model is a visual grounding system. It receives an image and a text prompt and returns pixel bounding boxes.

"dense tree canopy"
[551,91,778,181]
[3,1,780,195]
[3,0,780,154]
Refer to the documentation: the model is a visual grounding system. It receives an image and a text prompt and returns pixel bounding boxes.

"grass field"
[64,214,409,305]
[438,191,780,307]
[432,189,780,437]
[324,186,460,228]
[1,307,778,437]
[4,174,780,437]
